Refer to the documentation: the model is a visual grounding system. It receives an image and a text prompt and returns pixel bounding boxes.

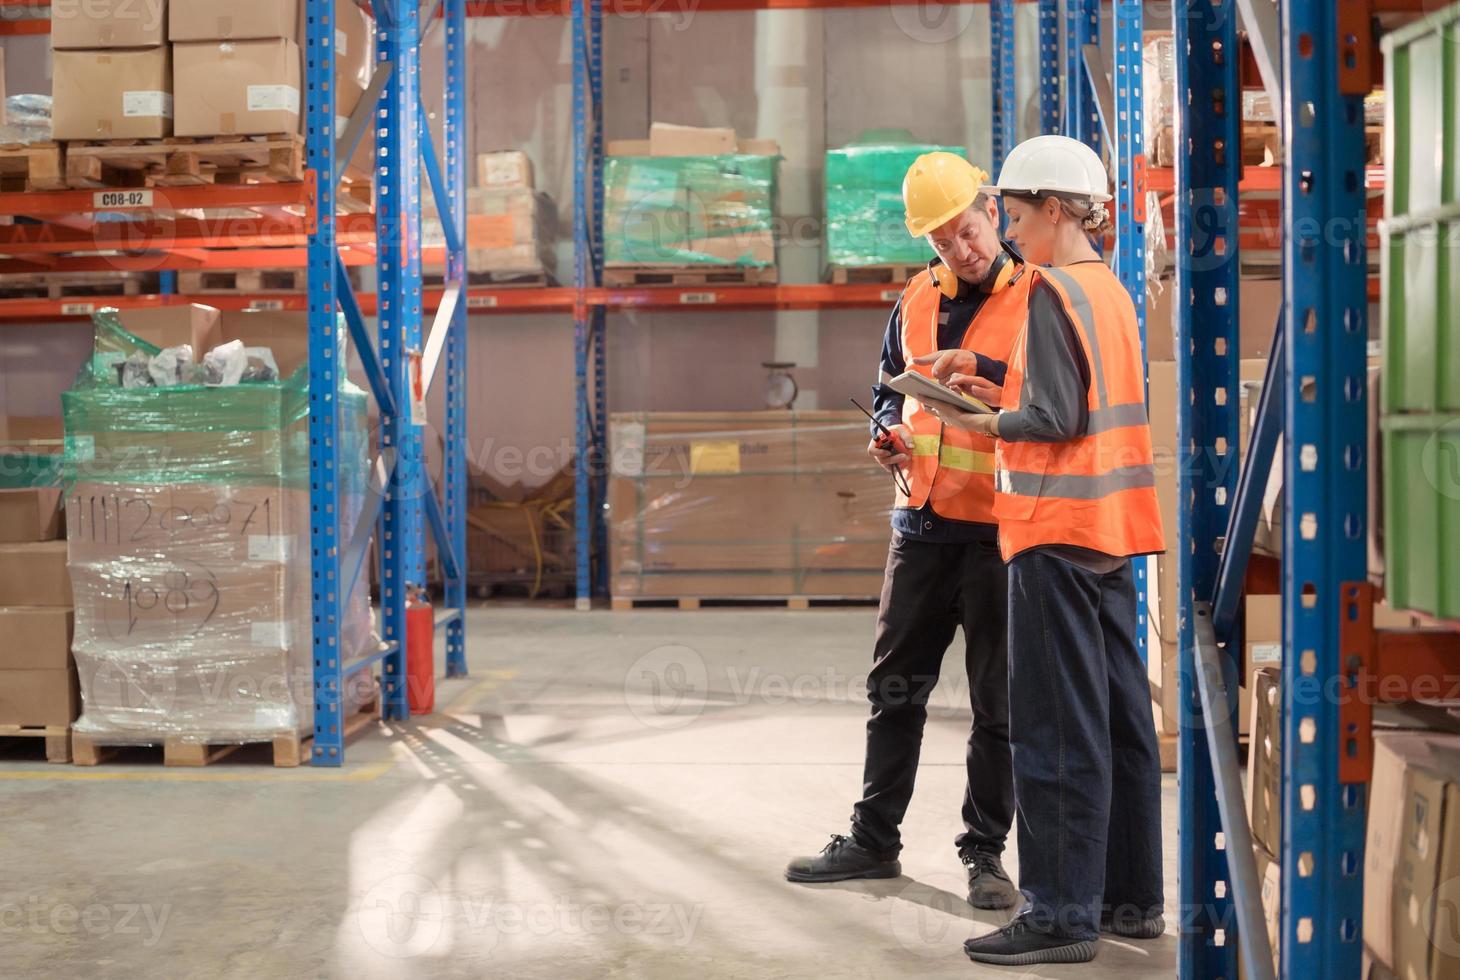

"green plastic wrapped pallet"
[604,154,778,266]
[825,136,969,267]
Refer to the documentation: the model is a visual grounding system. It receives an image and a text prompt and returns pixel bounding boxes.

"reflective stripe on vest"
[992,263,1166,560]
[895,267,1029,524]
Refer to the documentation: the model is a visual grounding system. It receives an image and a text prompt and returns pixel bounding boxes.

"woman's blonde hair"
[1005,191,1111,235]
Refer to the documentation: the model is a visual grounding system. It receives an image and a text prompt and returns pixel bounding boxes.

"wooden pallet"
[423,268,556,290]
[0,142,65,191]
[63,134,309,189]
[826,263,925,286]
[602,264,779,288]
[0,273,147,300]
[0,725,72,764]
[611,595,878,611]
[71,695,379,768]
[177,268,307,294]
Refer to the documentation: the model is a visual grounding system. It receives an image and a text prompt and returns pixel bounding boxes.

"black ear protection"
[929,241,1023,299]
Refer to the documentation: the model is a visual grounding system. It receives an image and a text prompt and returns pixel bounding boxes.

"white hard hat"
[981,135,1112,203]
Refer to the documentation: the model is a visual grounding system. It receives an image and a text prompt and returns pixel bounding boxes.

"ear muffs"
[930,244,1023,299]
[931,261,960,299]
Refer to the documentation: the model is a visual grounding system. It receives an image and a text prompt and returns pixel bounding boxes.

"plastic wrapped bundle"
[607,411,893,600]
[0,94,52,145]
[60,309,376,743]
[825,134,968,266]
[603,154,778,266]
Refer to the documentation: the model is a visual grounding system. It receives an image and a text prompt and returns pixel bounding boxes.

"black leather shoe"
[1101,906,1165,939]
[964,915,1098,966]
[961,849,1020,910]
[785,834,901,883]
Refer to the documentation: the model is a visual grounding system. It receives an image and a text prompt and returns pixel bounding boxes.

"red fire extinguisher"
[406,587,435,714]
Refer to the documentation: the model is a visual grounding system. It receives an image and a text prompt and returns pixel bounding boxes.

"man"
[784,153,1029,910]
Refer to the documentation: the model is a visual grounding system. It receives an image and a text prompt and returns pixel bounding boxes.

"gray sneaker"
[962,849,1020,910]
[785,834,901,883]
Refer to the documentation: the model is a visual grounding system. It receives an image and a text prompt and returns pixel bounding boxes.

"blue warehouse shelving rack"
[0,0,474,766]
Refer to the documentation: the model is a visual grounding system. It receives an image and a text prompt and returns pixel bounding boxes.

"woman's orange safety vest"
[992,263,1166,561]
[894,267,1029,525]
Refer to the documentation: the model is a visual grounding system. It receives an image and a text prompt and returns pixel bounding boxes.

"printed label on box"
[482,156,520,185]
[246,85,301,114]
[610,422,646,477]
[690,439,741,475]
[1252,643,1282,665]
[248,535,292,563]
[336,28,348,55]
[123,91,173,119]
[251,621,291,649]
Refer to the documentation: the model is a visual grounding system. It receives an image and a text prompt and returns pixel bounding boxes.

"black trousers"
[1006,551,1164,939]
[850,532,1015,857]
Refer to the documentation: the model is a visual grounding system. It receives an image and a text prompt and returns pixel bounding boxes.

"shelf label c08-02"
[93,190,154,210]
[466,295,499,309]
[61,302,96,316]
[679,291,717,305]
[246,300,286,311]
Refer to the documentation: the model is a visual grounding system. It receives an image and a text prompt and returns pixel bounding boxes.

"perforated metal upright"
[308,0,470,765]
[1279,0,1370,974]
[990,0,1017,174]
[1038,0,1061,134]
[572,0,607,608]
[1173,0,1243,975]
[1065,0,1101,154]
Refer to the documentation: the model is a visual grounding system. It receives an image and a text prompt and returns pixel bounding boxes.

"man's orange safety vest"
[894,267,1029,525]
[992,263,1166,561]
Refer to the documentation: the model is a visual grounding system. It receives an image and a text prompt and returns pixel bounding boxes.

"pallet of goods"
[48,0,374,190]
[0,421,75,764]
[603,123,780,287]
[58,304,380,766]
[823,131,969,283]
[607,411,889,607]
[423,150,557,287]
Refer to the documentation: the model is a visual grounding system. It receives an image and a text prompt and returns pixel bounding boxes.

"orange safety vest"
[894,267,1029,525]
[992,263,1166,561]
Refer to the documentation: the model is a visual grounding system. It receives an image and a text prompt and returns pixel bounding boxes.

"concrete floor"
[0,605,1177,979]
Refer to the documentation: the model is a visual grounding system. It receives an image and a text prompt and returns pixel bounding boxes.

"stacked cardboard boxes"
[607,411,889,600]
[60,305,374,743]
[423,152,557,281]
[603,123,780,277]
[0,486,77,729]
[51,0,373,142]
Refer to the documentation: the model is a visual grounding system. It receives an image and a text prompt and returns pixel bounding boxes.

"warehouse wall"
[0,10,1045,489]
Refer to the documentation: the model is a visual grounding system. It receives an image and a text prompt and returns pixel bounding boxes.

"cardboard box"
[0,607,74,670]
[0,416,64,446]
[0,668,79,727]
[608,136,781,157]
[649,122,737,157]
[1392,735,1460,980]
[1368,733,1438,969]
[1247,666,1282,856]
[52,47,172,140]
[0,488,64,543]
[169,0,298,42]
[173,39,301,137]
[50,0,167,49]
[0,541,71,607]
[477,151,534,190]
[117,304,222,354]
[1252,845,1282,977]
[333,0,373,117]
[217,309,309,377]
[1145,278,1285,363]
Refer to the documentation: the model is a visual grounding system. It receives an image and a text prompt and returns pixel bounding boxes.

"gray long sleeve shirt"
[995,270,1093,443]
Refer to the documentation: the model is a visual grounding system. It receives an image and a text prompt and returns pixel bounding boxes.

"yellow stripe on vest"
[939,445,995,474]
[911,434,940,456]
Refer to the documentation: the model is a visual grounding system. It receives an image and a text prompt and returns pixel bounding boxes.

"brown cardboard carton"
[0,488,64,543]
[0,541,71,607]
[217,310,309,377]
[477,151,534,189]
[649,122,737,156]
[0,668,79,727]
[1392,736,1460,980]
[51,0,167,48]
[1252,845,1282,976]
[1247,667,1282,856]
[169,0,298,41]
[1144,277,1284,363]
[0,608,74,670]
[173,39,301,137]
[0,416,64,446]
[117,304,222,354]
[52,47,172,140]
[1368,733,1440,969]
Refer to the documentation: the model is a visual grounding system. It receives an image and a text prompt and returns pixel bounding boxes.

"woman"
[925,135,1167,966]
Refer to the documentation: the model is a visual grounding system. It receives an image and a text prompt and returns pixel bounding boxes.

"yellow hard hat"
[902,152,991,237]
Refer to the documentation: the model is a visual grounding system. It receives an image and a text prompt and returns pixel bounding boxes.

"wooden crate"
[826,263,924,286]
[0,724,72,764]
[63,134,309,188]
[177,268,308,294]
[602,264,778,288]
[0,272,148,300]
[0,142,65,191]
[611,595,877,611]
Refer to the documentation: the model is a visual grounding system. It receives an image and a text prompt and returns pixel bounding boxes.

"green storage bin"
[1381,415,1460,618]
[1381,3,1460,414]
[824,133,968,267]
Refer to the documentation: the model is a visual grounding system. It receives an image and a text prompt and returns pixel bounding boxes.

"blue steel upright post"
[1280,0,1370,975]
[442,0,469,677]
[571,0,595,609]
[1038,0,1061,135]
[306,0,346,761]
[1174,0,1242,975]
[1066,0,1100,156]
[589,0,608,596]
[376,0,422,718]
[990,0,1016,175]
